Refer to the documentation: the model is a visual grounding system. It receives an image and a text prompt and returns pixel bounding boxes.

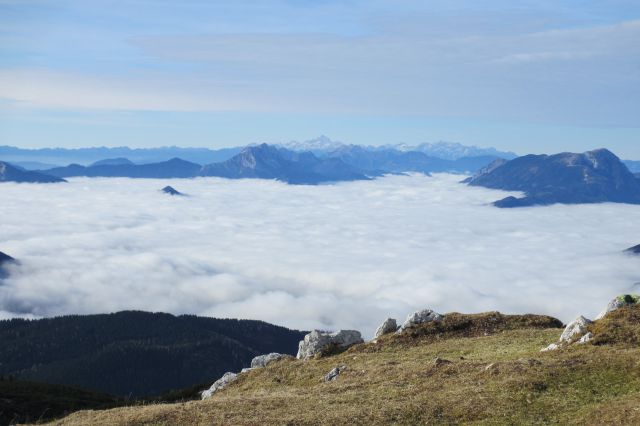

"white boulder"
[296,330,363,360]
[560,316,592,342]
[250,352,290,369]
[201,372,237,400]
[398,309,443,333]
[374,318,398,339]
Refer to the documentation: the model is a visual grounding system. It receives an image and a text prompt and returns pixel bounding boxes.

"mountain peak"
[467,149,640,207]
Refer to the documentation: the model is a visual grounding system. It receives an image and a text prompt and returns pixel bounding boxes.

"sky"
[0,0,639,157]
[1,174,639,336]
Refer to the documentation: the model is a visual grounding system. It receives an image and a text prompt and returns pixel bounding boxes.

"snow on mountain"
[280,136,346,154]
[388,141,517,160]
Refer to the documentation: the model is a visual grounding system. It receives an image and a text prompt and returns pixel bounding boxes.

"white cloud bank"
[1,174,639,337]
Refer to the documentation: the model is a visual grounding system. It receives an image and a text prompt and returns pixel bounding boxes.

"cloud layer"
[1,174,639,336]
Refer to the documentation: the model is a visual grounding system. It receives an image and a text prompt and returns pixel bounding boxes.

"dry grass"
[40,311,640,425]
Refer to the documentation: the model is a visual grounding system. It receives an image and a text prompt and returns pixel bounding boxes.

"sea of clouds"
[1,174,639,337]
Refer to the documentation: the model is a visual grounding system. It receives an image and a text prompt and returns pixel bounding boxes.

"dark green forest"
[0,311,305,397]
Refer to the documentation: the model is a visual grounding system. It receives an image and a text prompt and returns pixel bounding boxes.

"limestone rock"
[251,352,290,369]
[324,365,346,382]
[541,343,560,352]
[577,332,593,344]
[201,372,237,400]
[398,309,443,333]
[596,295,640,320]
[374,318,398,339]
[560,316,592,342]
[296,330,363,360]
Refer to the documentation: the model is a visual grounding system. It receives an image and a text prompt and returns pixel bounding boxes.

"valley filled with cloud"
[1,174,639,336]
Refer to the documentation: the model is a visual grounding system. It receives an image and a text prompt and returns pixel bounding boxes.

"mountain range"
[0,161,66,183]
[0,311,305,397]
[466,148,640,207]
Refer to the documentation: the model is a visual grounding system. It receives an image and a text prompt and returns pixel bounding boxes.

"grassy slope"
[45,310,640,425]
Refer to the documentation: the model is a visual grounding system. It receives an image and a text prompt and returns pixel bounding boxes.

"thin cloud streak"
[1,174,639,337]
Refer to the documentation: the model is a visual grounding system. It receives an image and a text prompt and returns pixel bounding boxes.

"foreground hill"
[0,311,305,397]
[466,148,640,207]
[0,161,65,183]
[46,304,640,426]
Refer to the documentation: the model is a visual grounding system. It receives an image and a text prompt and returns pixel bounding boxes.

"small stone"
[324,365,346,382]
[576,332,593,344]
[434,357,452,367]
[541,343,560,352]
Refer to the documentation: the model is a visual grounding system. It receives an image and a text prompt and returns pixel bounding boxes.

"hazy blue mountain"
[327,145,502,174]
[0,161,66,183]
[466,149,640,207]
[624,160,640,173]
[0,251,15,279]
[8,161,61,170]
[201,144,370,184]
[161,186,184,196]
[90,157,135,167]
[0,145,241,166]
[625,244,640,255]
[281,137,516,162]
[0,311,306,397]
[0,251,14,265]
[41,158,202,179]
[386,141,518,161]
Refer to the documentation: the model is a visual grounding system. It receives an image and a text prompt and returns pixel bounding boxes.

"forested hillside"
[0,311,305,397]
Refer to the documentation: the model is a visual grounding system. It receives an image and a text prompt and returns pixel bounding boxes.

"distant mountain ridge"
[0,311,306,397]
[42,158,202,179]
[0,145,242,166]
[0,161,66,183]
[466,148,640,207]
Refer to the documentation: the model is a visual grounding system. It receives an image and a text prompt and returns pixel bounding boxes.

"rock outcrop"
[374,318,398,339]
[296,330,363,360]
[398,309,443,333]
[541,315,593,351]
[201,372,237,400]
[596,295,640,320]
[251,353,291,369]
[559,316,592,342]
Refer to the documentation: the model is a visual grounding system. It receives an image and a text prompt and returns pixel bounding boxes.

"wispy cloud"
[1,174,639,337]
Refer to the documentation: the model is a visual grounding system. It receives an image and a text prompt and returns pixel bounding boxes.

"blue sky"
[0,0,639,157]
